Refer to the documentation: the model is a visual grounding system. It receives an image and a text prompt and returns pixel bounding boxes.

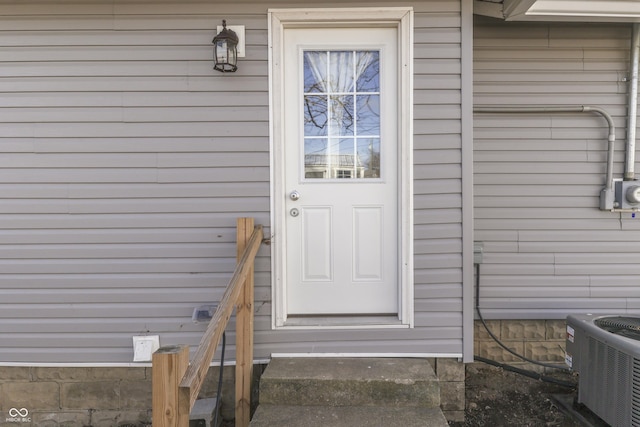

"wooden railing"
[152,218,263,427]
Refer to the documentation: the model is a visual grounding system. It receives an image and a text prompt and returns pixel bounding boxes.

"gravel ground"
[449,362,584,427]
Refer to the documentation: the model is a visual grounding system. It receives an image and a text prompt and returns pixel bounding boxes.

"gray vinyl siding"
[0,0,465,363]
[474,17,637,319]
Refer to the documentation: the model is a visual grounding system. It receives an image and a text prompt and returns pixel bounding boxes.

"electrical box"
[614,179,640,210]
[132,335,160,362]
[474,241,484,264]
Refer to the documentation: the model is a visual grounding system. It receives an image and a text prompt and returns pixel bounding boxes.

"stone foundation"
[430,358,466,423]
[0,365,238,427]
[474,319,567,371]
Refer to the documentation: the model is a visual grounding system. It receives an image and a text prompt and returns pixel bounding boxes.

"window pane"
[329,51,354,92]
[305,138,329,178]
[357,138,380,178]
[304,51,327,93]
[304,95,328,136]
[356,51,379,92]
[356,94,380,135]
[329,95,354,136]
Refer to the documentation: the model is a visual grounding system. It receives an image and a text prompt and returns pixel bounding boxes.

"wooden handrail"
[153,218,263,427]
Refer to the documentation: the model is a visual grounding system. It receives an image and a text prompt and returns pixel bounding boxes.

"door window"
[303,50,381,180]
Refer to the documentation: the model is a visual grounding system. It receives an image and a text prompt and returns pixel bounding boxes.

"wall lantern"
[212,20,239,72]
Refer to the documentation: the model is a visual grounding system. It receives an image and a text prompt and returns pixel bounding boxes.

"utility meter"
[614,179,640,210]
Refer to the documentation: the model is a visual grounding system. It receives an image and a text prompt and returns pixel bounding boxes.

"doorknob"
[290,190,301,201]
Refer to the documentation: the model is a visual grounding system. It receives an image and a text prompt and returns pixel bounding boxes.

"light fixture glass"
[212,20,239,73]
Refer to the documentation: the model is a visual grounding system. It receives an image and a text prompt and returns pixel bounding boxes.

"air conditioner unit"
[566,313,640,427]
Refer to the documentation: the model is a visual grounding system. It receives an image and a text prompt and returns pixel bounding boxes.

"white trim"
[271,353,462,359]
[0,359,272,368]
[268,7,414,330]
[461,0,475,364]
[278,324,410,331]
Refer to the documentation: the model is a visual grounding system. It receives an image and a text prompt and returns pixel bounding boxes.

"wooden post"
[235,217,255,427]
[152,345,190,427]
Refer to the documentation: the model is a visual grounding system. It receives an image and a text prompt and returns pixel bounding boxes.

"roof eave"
[475,0,640,23]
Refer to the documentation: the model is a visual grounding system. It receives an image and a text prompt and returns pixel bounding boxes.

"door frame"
[268,7,414,329]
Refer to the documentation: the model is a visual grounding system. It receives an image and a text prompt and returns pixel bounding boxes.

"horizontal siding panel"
[415,284,461,299]
[0,106,269,122]
[592,288,640,298]
[76,197,267,214]
[415,89,461,105]
[414,149,461,164]
[0,243,238,259]
[414,74,460,90]
[0,213,272,229]
[415,12,460,28]
[4,122,270,138]
[0,319,211,334]
[475,207,610,219]
[0,258,237,274]
[480,298,626,310]
[0,153,157,168]
[415,254,461,269]
[475,174,605,185]
[414,238,461,254]
[475,162,605,174]
[414,223,461,239]
[415,208,462,225]
[66,183,270,199]
[414,194,461,210]
[415,27,461,43]
[414,164,461,180]
[476,92,626,105]
[475,184,598,197]
[0,169,159,183]
[0,302,222,319]
[0,287,228,304]
[0,92,268,108]
[414,268,462,285]
[29,137,269,153]
[415,103,461,120]
[0,76,268,93]
[482,275,588,287]
[0,273,250,288]
[519,229,640,242]
[414,43,461,60]
[474,196,596,209]
[478,263,555,275]
[520,241,640,253]
[476,218,622,231]
[157,152,268,167]
[478,307,626,321]
[414,179,461,195]
[480,286,590,298]
[415,299,461,312]
[158,167,269,183]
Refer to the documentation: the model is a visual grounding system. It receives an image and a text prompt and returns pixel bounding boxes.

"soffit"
[476,0,640,22]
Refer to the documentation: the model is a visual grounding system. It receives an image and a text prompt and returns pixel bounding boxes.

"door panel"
[283,27,398,315]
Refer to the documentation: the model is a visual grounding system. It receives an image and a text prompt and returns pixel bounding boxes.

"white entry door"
[283,27,399,316]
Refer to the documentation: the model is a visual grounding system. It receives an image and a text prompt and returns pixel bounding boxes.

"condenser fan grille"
[595,316,640,341]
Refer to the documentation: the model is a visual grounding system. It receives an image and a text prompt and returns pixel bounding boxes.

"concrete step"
[258,358,440,408]
[250,404,449,427]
